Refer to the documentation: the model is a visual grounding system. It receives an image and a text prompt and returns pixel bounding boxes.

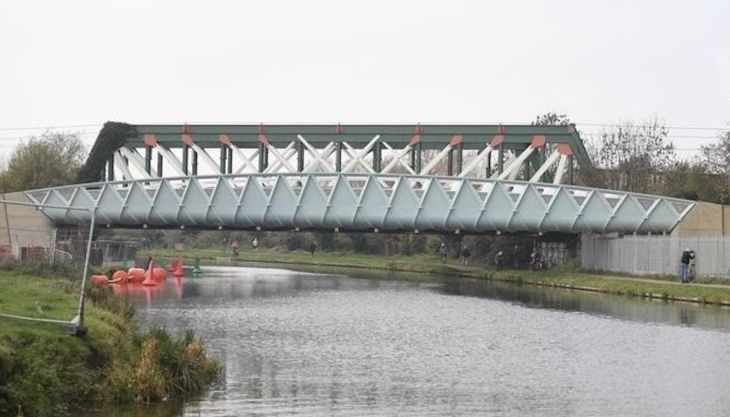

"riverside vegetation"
[0,262,221,417]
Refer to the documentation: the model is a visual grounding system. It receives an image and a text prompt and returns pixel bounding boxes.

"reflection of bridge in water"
[25,123,694,234]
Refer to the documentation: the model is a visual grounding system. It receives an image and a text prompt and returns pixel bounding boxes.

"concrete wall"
[0,192,55,259]
[672,201,730,237]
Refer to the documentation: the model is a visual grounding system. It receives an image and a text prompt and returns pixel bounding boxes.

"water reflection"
[439,277,730,332]
[83,265,730,417]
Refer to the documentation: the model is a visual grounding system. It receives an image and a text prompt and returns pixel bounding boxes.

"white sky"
[1,0,728,161]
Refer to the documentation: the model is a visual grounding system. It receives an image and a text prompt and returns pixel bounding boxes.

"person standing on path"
[680,247,694,283]
[495,251,504,270]
[460,246,471,266]
[439,243,448,263]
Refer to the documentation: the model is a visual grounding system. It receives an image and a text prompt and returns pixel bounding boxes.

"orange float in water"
[112,270,128,282]
[128,268,145,282]
[153,267,167,280]
[91,274,109,285]
[142,261,157,286]
[172,257,184,278]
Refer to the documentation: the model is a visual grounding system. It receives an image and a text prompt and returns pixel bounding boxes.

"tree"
[700,129,730,175]
[0,131,86,193]
[588,118,675,193]
[533,112,572,126]
[657,161,728,203]
[699,129,730,203]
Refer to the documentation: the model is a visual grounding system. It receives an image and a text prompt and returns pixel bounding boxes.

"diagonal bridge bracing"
[94,123,593,185]
[26,174,694,235]
[28,122,694,235]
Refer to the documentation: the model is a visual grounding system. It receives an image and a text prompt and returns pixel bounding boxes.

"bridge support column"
[258,143,269,172]
[227,147,233,173]
[447,148,454,176]
[414,143,422,173]
[157,152,163,177]
[568,155,574,184]
[335,142,342,172]
[219,144,227,174]
[297,141,305,172]
[144,146,152,175]
[497,143,504,175]
[106,157,114,181]
[182,145,189,175]
[192,150,198,176]
[372,142,382,172]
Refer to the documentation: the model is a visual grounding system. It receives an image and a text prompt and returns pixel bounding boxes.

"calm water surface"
[85,265,730,416]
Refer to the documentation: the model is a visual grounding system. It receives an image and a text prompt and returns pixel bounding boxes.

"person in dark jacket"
[680,247,694,283]
[460,246,471,266]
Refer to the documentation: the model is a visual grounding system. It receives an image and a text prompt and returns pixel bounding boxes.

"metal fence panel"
[582,234,730,279]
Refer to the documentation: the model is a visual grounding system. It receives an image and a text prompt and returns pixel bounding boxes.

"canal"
[83,264,730,416]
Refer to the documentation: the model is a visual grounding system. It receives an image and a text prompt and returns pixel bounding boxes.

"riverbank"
[0,267,221,417]
[141,247,730,306]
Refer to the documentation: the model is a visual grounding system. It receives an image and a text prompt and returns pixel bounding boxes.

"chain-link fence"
[582,233,730,279]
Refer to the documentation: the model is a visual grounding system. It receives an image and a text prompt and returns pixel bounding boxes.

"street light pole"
[71,208,96,336]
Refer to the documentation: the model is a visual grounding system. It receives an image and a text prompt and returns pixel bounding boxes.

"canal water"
[84,265,730,416]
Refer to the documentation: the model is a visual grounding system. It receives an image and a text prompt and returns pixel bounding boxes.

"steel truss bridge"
[25,123,695,234]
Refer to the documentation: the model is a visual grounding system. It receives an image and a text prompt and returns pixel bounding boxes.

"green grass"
[0,269,220,417]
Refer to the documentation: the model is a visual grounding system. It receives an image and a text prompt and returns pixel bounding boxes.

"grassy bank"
[0,266,221,417]
[142,247,730,306]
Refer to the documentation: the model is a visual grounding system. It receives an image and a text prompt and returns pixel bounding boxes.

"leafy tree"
[700,129,730,175]
[533,112,572,126]
[657,161,728,203]
[699,129,730,203]
[588,118,675,193]
[0,131,86,193]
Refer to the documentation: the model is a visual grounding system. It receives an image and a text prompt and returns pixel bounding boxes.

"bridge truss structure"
[101,123,591,184]
[24,123,695,235]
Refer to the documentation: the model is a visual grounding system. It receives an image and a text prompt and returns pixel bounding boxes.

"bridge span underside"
[25,174,694,235]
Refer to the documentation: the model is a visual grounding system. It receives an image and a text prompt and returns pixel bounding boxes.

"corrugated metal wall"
[582,234,730,278]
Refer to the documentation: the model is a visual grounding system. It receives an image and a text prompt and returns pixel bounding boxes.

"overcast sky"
[1,0,728,160]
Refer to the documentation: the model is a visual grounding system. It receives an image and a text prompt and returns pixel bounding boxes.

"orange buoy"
[128,268,145,282]
[153,266,167,280]
[111,270,128,283]
[91,274,109,285]
[142,261,157,286]
[173,256,184,278]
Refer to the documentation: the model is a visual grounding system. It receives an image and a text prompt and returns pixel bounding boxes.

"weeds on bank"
[0,269,221,417]
[107,327,222,404]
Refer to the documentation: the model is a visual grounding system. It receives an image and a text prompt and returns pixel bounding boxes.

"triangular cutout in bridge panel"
[323,176,358,229]
[383,177,420,230]
[414,179,451,232]
[294,176,329,229]
[352,176,390,229]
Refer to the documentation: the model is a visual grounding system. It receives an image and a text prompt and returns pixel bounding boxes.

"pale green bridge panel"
[25,174,695,234]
